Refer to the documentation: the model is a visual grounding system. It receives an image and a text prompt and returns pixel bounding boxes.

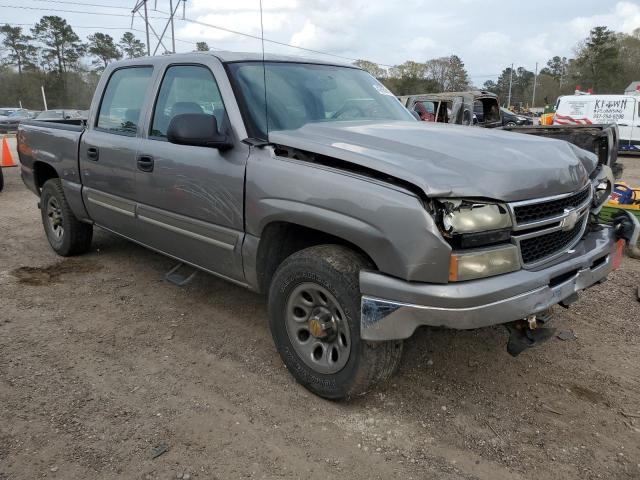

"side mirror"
[167,113,233,150]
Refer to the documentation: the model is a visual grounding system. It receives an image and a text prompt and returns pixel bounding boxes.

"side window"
[151,65,225,139]
[97,67,153,135]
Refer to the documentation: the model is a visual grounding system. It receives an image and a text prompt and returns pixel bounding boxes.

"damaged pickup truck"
[17,52,640,399]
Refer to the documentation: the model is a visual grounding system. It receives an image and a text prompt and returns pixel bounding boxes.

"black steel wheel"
[40,179,93,256]
[268,245,403,399]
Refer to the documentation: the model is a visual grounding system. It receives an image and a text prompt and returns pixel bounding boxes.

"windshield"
[227,62,414,139]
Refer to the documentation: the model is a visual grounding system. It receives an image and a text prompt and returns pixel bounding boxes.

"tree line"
[1,17,638,111]
[0,16,211,110]
[357,26,640,109]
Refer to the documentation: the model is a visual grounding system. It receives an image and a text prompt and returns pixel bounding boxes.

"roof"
[120,50,354,68]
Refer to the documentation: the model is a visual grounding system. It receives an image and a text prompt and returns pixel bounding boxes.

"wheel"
[268,245,403,399]
[40,178,93,256]
[506,121,517,127]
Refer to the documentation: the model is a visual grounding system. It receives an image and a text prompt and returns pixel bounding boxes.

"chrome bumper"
[360,225,621,341]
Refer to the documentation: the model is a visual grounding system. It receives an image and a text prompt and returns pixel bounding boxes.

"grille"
[519,216,586,264]
[513,187,591,224]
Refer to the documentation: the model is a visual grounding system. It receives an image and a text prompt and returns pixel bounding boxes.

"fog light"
[449,245,520,281]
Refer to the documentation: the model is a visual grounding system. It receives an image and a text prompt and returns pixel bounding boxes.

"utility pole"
[132,0,185,55]
[507,63,513,108]
[531,62,538,108]
[41,86,48,111]
[169,0,176,53]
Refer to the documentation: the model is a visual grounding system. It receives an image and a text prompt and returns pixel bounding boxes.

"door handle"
[137,155,154,172]
[87,147,99,161]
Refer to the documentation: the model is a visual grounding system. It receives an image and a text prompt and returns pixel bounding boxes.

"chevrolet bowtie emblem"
[560,208,579,231]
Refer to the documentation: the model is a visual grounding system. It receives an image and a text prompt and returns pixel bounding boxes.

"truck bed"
[17,120,85,196]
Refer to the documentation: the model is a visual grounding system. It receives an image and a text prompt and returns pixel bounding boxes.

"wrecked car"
[17,52,640,399]
[398,90,502,128]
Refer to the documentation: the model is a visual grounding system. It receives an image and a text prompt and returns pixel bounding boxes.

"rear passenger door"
[80,66,154,237]
[134,63,247,282]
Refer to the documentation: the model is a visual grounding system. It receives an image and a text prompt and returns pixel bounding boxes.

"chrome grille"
[518,215,587,264]
[509,185,592,268]
[512,185,591,224]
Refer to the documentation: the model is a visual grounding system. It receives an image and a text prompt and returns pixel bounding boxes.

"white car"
[554,94,639,153]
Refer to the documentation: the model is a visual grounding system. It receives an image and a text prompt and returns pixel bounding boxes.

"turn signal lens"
[449,245,520,281]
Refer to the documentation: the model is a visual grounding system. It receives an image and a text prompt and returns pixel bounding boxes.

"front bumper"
[360,223,627,341]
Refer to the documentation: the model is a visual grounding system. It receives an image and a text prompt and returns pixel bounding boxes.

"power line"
[2,22,201,46]
[3,2,383,65]
[27,0,132,9]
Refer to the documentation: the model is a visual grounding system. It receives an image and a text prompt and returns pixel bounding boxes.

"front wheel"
[40,179,93,256]
[268,245,402,399]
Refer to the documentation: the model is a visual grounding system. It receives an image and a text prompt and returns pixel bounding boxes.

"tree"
[196,41,210,52]
[0,25,37,76]
[31,16,85,73]
[572,26,620,92]
[119,32,146,58]
[383,61,439,96]
[87,32,121,70]
[541,55,568,82]
[444,55,470,91]
[353,59,385,79]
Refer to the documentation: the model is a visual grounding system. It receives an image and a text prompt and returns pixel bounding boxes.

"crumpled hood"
[268,121,596,202]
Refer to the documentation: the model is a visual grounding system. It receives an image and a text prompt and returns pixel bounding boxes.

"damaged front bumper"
[360,218,636,341]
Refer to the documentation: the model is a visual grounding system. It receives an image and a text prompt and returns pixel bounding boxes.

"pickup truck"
[17,52,640,399]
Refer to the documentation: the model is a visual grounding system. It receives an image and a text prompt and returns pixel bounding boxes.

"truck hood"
[268,121,595,202]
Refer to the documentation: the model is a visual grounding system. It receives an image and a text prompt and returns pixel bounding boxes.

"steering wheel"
[331,103,367,120]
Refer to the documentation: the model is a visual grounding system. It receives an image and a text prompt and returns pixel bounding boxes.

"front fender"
[245,150,452,283]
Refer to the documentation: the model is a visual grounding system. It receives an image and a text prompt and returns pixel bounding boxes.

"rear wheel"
[268,245,403,399]
[40,179,93,256]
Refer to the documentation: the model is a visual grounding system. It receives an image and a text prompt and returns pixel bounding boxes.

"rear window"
[97,67,153,135]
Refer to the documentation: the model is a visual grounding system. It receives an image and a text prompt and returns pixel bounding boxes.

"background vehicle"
[0,109,39,133]
[399,91,502,127]
[17,52,637,399]
[36,109,85,121]
[554,94,638,152]
[502,123,622,178]
[0,107,21,117]
[500,107,533,126]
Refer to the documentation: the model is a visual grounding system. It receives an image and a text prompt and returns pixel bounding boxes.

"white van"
[554,94,638,152]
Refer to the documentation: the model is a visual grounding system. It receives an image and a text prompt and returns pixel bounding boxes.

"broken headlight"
[437,199,512,248]
[591,165,614,214]
[436,199,520,281]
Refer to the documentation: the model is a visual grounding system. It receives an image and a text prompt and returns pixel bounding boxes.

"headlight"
[449,244,520,281]
[439,199,512,234]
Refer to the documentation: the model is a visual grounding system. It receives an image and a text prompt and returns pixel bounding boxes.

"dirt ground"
[1,148,639,480]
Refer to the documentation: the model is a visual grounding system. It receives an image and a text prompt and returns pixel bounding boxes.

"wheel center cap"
[308,307,335,339]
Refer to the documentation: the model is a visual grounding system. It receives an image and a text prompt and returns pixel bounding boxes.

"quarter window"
[151,65,225,139]
[97,67,153,135]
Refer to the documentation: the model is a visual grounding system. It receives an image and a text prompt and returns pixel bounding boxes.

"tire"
[506,121,517,127]
[268,245,403,399]
[40,178,93,256]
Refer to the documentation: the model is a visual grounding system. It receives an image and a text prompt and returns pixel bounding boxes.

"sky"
[2,0,640,85]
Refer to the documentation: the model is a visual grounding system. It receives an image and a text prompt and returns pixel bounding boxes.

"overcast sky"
[3,0,640,85]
